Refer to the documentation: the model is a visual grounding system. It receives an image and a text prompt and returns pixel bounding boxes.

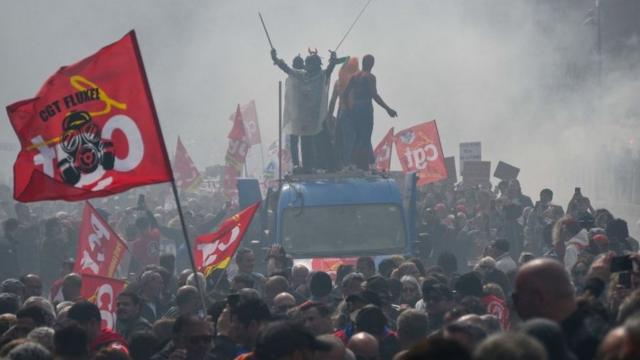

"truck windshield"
[281,204,406,257]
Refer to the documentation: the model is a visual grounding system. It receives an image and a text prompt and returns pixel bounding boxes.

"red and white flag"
[228,100,261,146]
[6,31,172,202]
[373,128,394,172]
[223,106,250,201]
[73,202,128,278]
[174,136,202,192]
[81,274,126,330]
[195,202,260,276]
[394,120,448,186]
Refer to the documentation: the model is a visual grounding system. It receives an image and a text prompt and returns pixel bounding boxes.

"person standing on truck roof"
[271,48,340,172]
[343,54,398,170]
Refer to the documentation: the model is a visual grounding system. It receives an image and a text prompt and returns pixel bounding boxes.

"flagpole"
[130,30,207,314]
[278,81,283,185]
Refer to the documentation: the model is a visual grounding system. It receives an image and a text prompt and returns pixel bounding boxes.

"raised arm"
[371,76,397,117]
[271,49,292,75]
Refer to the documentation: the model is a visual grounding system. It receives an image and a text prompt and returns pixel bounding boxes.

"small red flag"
[73,202,128,278]
[6,31,172,202]
[81,274,126,330]
[174,136,202,192]
[195,202,260,276]
[223,106,250,201]
[228,100,262,146]
[394,120,448,186]
[373,128,394,172]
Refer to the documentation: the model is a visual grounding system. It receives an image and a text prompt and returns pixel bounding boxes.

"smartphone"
[619,272,632,289]
[611,255,633,273]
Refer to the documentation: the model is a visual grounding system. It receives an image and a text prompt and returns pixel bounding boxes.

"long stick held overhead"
[334,0,374,52]
[258,12,275,50]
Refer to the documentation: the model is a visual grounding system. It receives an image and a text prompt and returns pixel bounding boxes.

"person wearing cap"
[418,282,453,331]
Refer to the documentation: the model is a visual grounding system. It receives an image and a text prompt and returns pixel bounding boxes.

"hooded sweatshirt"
[564,229,589,273]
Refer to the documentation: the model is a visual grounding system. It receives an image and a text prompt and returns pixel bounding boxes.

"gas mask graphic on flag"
[57,111,115,185]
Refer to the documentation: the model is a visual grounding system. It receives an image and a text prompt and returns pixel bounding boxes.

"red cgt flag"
[81,274,126,330]
[195,202,260,276]
[374,127,394,172]
[223,106,250,201]
[394,120,448,186]
[174,136,202,192]
[73,202,128,278]
[6,31,172,202]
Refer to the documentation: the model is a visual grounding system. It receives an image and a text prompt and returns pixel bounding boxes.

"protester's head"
[347,332,379,360]
[6,342,52,360]
[487,239,510,259]
[518,252,536,267]
[362,54,375,72]
[474,333,546,360]
[253,321,330,360]
[236,248,256,274]
[158,254,175,275]
[355,305,387,337]
[291,264,310,288]
[0,314,17,335]
[16,305,51,331]
[116,292,142,322]
[422,283,453,320]
[443,321,487,353]
[395,337,471,360]
[67,301,102,343]
[454,272,484,299]
[175,285,199,316]
[540,188,553,203]
[61,273,82,301]
[513,258,576,322]
[27,327,54,353]
[299,302,333,336]
[356,257,376,279]
[139,271,164,300]
[177,269,193,288]
[264,276,290,306]
[437,252,458,275]
[53,320,89,359]
[227,293,271,349]
[397,309,429,350]
[377,258,397,279]
[309,272,332,300]
[19,274,42,299]
[272,292,296,316]
[128,331,159,360]
[341,272,365,299]
[519,318,573,360]
[399,276,421,306]
[1,279,25,299]
[316,334,351,360]
[0,293,20,315]
[172,314,213,360]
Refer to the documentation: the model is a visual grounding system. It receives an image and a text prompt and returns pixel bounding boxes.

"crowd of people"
[0,176,640,360]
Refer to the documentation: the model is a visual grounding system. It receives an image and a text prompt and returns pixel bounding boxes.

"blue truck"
[244,171,419,261]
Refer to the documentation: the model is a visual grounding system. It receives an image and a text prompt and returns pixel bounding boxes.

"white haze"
[1,1,639,213]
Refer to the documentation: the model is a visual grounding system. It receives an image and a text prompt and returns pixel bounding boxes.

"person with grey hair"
[474,333,547,360]
[23,297,55,319]
[27,327,55,353]
[519,318,576,360]
[138,270,165,323]
[341,272,365,299]
[444,321,487,353]
[7,342,53,360]
[316,334,355,360]
[186,272,206,294]
[399,276,421,307]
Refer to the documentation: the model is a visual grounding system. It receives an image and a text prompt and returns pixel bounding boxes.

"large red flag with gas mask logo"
[73,202,127,278]
[81,274,126,330]
[195,202,260,277]
[6,31,172,202]
[394,120,447,186]
[373,128,394,172]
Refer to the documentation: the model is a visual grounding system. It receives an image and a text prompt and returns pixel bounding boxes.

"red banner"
[174,136,202,192]
[74,202,127,278]
[394,120,447,186]
[195,202,260,276]
[374,128,394,172]
[229,100,261,146]
[6,31,172,202]
[223,106,249,201]
[81,274,126,329]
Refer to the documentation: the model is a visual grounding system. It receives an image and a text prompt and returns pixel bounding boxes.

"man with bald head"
[348,332,379,360]
[272,292,296,317]
[513,258,597,360]
[597,317,640,360]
